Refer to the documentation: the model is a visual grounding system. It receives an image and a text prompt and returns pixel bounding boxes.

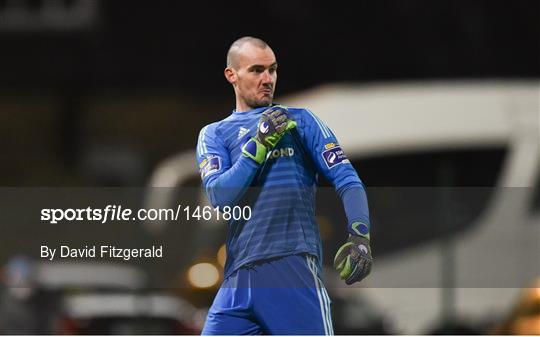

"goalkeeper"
[196,36,371,335]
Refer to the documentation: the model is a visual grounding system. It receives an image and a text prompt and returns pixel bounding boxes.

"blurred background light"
[216,244,226,268]
[187,263,219,289]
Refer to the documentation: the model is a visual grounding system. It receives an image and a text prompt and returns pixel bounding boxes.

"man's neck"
[235,101,251,113]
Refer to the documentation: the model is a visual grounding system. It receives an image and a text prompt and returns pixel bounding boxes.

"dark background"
[0,1,538,334]
[1,0,538,186]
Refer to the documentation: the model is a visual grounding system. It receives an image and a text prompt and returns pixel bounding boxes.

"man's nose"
[261,70,273,84]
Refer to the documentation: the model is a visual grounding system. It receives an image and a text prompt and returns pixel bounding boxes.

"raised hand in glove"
[334,233,372,285]
[242,105,296,164]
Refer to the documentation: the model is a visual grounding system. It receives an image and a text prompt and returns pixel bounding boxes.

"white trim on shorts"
[306,255,334,335]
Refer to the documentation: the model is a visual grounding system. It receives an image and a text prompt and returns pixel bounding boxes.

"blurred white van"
[146,80,539,334]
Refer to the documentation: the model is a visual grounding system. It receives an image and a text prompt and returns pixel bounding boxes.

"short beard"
[245,95,273,109]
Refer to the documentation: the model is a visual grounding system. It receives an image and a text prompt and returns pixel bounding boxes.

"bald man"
[196,36,372,335]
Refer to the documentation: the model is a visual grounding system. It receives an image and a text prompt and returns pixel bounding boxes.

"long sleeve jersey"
[196,105,369,278]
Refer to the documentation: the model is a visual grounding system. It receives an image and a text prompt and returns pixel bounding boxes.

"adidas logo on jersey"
[237,127,250,139]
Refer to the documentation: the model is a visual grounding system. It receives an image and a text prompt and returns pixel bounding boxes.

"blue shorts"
[202,254,333,335]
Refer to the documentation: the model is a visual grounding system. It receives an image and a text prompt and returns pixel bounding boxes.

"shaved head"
[226,36,269,69]
[224,36,277,112]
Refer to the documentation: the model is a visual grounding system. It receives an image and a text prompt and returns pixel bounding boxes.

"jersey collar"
[231,103,282,117]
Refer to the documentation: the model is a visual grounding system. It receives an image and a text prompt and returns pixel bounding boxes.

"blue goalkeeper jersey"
[196,105,364,278]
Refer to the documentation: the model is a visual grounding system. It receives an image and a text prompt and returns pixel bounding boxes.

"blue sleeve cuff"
[341,185,371,236]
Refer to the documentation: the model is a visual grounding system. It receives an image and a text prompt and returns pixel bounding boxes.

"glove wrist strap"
[241,137,267,164]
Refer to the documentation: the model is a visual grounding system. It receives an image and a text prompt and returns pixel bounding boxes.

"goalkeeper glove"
[334,233,372,285]
[242,105,296,164]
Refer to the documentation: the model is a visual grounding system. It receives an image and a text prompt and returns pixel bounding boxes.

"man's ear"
[224,67,237,85]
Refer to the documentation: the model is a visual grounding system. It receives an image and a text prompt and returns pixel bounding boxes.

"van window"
[317,147,507,257]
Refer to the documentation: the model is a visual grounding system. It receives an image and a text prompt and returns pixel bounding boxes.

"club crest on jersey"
[199,155,221,179]
[322,143,349,169]
[324,142,337,149]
